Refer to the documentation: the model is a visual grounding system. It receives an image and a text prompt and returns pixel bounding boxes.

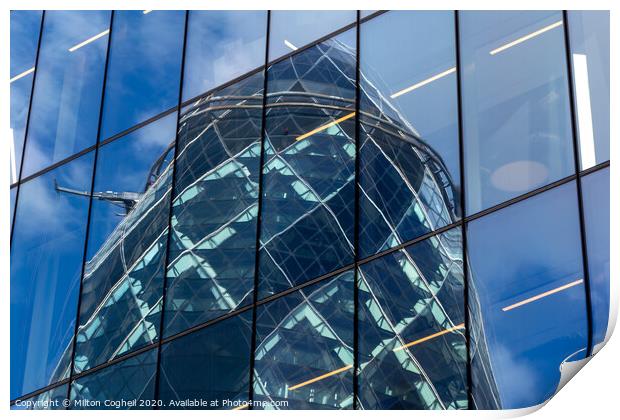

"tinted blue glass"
[182,10,267,101]
[73,113,177,373]
[467,182,588,409]
[10,152,94,399]
[22,11,110,178]
[358,228,467,409]
[10,10,42,184]
[568,11,610,169]
[11,385,68,410]
[10,187,17,229]
[10,10,41,74]
[582,167,610,350]
[258,29,357,298]
[359,11,460,258]
[70,349,157,409]
[253,271,354,409]
[460,11,574,215]
[101,10,184,139]
[159,312,252,409]
[268,11,356,61]
[164,73,263,337]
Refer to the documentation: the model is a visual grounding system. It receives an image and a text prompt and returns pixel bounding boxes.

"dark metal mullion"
[453,10,474,410]
[152,10,190,409]
[247,9,271,409]
[65,10,116,406]
[562,10,594,358]
[10,10,45,246]
[352,10,361,411]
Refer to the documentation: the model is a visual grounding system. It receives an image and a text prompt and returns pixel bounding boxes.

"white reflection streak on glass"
[9,67,35,83]
[68,29,110,52]
[390,67,456,99]
[573,53,596,168]
[143,10,153,14]
[489,20,563,55]
[284,39,298,51]
[502,279,584,312]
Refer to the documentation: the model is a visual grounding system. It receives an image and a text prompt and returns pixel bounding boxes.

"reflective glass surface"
[359,11,460,258]
[360,11,378,18]
[164,73,264,336]
[182,11,267,101]
[358,228,467,409]
[258,29,357,298]
[11,385,68,410]
[159,312,252,409]
[11,152,94,399]
[268,11,356,61]
[568,11,610,169]
[253,271,354,409]
[582,167,610,350]
[460,11,574,215]
[467,182,588,409]
[70,349,157,409]
[10,187,17,229]
[73,114,177,373]
[101,10,185,139]
[22,11,110,178]
[10,10,42,184]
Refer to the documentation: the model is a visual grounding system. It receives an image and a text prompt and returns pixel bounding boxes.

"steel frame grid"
[9,9,609,410]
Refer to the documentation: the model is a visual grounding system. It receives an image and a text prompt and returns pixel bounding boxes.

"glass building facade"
[10,10,610,410]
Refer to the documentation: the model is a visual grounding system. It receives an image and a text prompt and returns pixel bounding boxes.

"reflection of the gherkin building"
[57,30,499,409]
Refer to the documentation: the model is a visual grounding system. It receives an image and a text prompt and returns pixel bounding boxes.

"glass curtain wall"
[9,10,610,411]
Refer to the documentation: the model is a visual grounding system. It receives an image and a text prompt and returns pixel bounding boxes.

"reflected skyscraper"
[57,28,499,410]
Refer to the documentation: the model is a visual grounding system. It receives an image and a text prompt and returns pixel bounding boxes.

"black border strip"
[562,10,593,357]
[152,10,190,409]
[454,10,473,410]
[247,9,271,409]
[64,10,116,406]
[9,10,45,245]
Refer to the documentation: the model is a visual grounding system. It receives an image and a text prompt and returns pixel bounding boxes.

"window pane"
[73,114,177,373]
[22,11,110,178]
[358,228,467,409]
[182,10,267,101]
[70,349,157,409]
[101,10,184,139]
[359,11,460,259]
[460,11,574,215]
[258,29,357,298]
[158,312,253,409]
[11,385,68,410]
[268,11,356,61]
[467,182,588,409]
[253,271,354,409]
[10,187,17,229]
[10,152,94,399]
[10,10,42,184]
[164,73,263,337]
[568,11,610,169]
[582,167,610,350]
